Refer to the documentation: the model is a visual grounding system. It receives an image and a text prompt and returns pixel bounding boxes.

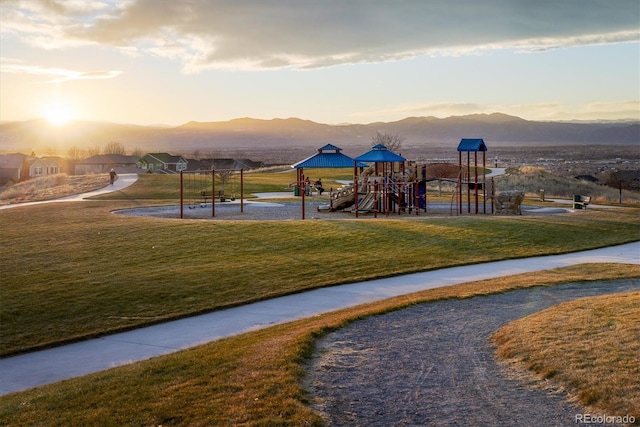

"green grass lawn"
[93,168,349,202]
[1,172,639,425]
[1,172,639,356]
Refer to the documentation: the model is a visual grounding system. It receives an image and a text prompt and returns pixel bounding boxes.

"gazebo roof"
[354,144,406,163]
[457,138,487,152]
[292,144,363,169]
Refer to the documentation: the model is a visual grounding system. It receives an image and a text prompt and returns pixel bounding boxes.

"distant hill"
[1,113,638,155]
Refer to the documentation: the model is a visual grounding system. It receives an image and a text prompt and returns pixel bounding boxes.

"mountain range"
[1,113,638,155]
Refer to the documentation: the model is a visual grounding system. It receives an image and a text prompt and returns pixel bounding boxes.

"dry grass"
[495,166,640,203]
[1,171,639,424]
[493,291,640,421]
[0,174,109,205]
[1,263,638,426]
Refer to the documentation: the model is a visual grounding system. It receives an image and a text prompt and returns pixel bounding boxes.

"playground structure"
[179,169,244,218]
[294,140,494,219]
[456,138,489,215]
[177,140,496,220]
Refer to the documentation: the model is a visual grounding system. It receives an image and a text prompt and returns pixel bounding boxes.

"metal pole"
[238,169,242,211]
[301,169,305,220]
[415,180,419,215]
[475,151,479,214]
[458,151,462,214]
[354,162,359,218]
[180,170,184,219]
[209,170,214,217]
[483,151,486,214]
[467,152,471,214]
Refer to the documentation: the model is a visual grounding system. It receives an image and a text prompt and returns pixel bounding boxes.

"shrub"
[494,167,640,203]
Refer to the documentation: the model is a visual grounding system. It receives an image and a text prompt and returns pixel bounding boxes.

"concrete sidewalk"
[0,173,139,210]
[1,241,638,395]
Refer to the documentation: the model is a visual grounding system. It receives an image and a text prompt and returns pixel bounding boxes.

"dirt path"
[304,279,639,426]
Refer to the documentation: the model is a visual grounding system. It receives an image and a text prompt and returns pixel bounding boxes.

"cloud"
[2,0,639,71]
[351,103,489,120]
[581,100,640,120]
[0,61,122,82]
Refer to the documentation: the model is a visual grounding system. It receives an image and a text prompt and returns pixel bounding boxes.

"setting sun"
[42,102,73,126]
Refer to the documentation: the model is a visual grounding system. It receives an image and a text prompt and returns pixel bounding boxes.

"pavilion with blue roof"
[354,144,407,163]
[457,138,487,152]
[292,144,365,218]
[351,144,410,217]
[292,144,359,169]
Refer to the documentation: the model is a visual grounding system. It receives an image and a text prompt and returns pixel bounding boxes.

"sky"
[1,0,638,126]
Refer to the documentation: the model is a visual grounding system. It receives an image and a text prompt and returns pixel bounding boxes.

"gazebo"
[292,144,358,219]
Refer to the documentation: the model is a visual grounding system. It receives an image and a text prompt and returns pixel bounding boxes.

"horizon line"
[2,113,639,128]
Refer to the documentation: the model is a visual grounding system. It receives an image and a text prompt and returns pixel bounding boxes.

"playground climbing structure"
[293,139,493,219]
[457,139,490,215]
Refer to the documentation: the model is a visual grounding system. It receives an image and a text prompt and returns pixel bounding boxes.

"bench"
[201,190,235,203]
[573,195,591,209]
[200,191,213,203]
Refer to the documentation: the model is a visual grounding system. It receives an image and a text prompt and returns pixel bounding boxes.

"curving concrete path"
[0,241,638,395]
[0,173,139,210]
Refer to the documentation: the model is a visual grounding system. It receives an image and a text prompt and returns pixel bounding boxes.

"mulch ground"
[303,280,639,426]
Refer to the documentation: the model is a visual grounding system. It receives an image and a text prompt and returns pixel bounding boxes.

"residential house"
[0,153,29,185]
[185,158,264,172]
[138,153,188,173]
[74,154,141,175]
[0,154,69,185]
[27,157,62,178]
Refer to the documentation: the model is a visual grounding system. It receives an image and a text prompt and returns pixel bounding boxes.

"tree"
[606,170,639,204]
[215,170,235,195]
[425,163,460,196]
[67,145,87,162]
[104,141,126,155]
[87,145,101,156]
[371,131,405,153]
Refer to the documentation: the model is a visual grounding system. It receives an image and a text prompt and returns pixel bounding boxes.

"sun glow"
[42,102,74,126]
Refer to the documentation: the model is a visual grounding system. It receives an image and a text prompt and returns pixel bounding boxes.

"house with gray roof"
[74,154,141,175]
[138,153,187,173]
[27,157,62,178]
[0,153,29,185]
[186,158,264,172]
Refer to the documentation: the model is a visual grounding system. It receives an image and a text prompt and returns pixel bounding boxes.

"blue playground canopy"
[292,144,365,169]
[457,138,487,152]
[354,144,406,163]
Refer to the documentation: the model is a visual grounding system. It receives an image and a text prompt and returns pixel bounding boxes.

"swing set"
[179,169,244,218]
